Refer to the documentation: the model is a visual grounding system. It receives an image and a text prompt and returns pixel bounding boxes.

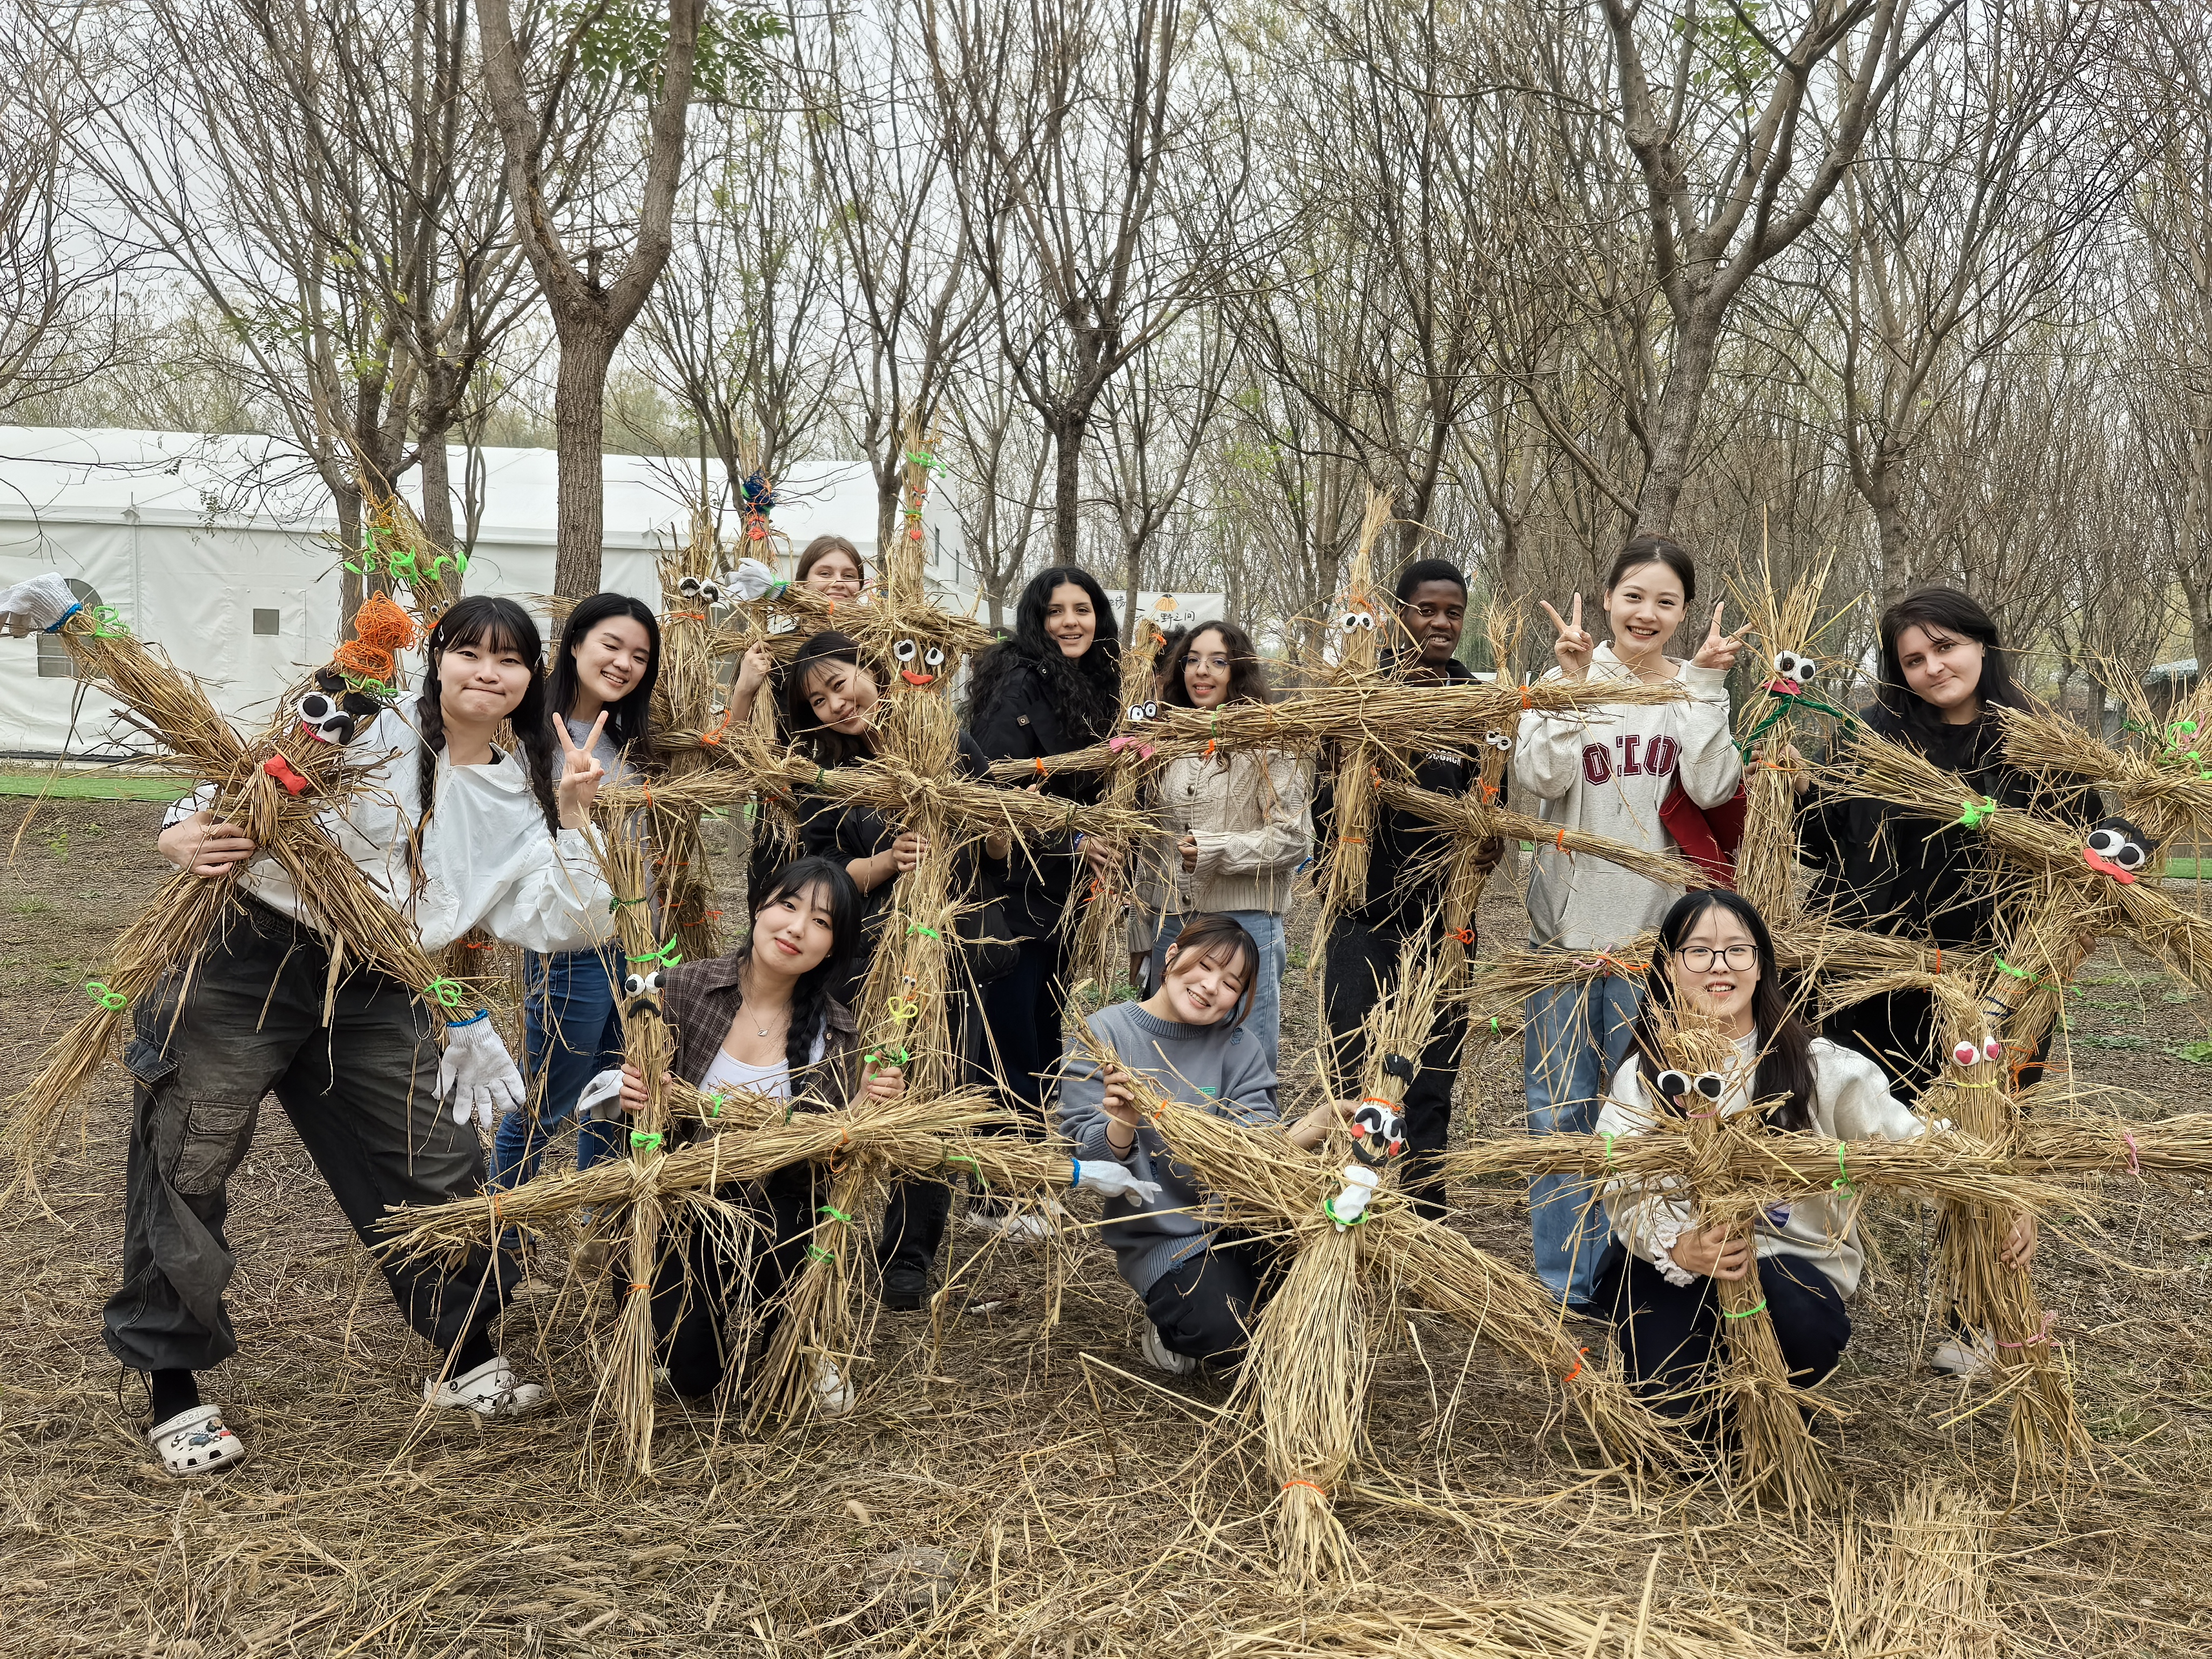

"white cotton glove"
[0,572,81,637]
[1326,1165,1381,1231]
[1072,1159,1163,1203]
[437,1016,524,1132]
[729,557,780,602]
[578,1066,626,1123]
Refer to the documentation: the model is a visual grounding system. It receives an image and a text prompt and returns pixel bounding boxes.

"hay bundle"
[1831,1481,2000,1659]
[989,676,1690,785]
[1313,489,1395,954]
[646,510,739,964]
[356,491,467,626]
[1064,619,1171,994]
[1999,690,2212,851]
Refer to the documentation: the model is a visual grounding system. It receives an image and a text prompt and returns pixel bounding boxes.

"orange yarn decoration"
[332,590,419,683]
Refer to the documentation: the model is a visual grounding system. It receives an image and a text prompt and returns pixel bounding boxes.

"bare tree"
[939,341,1053,627]
[921,0,1255,565]
[1094,313,1232,636]
[475,0,781,592]
[1588,0,1967,535]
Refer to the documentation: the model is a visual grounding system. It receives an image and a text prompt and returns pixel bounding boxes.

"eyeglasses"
[1186,653,1232,672]
[1676,945,1757,972]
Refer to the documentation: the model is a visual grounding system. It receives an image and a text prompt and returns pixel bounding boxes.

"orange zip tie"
[1033,757,1048,777]
[464,940,494,949]
[628,1282,651,1296]
[1520,684,1532,710]
[1931,947,1941,974]
[665,609,707,622]
[1563,1346,1588,1382]
[1282,1480,1327,1495]
[1554,827,1568,852]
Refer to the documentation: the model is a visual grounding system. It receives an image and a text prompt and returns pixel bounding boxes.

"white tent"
[0,428,967,758]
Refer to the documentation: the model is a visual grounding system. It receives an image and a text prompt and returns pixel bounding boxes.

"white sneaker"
[149,1407,248,1478]
[424,1355,549,1418]
[1930,1328,1997,1378]
[1139,1321,1197,1377]
[814,1356,855,1417]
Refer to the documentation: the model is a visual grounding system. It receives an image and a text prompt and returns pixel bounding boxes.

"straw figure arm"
[1063,621,1171,992]
[1996,699,2212,854]
[986,678,1692,785]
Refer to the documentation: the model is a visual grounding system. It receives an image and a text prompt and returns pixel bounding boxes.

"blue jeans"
[1154,908,1286,1071]
[491,948,626,1189]
[1523,973,1641,1306]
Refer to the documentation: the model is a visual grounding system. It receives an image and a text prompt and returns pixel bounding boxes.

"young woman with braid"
[130,596,612,1476]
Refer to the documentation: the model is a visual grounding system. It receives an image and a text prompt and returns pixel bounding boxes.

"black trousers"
[1142,1236,1277,1367]
[653,1169,819,1399]
[1596,1242,1851,1436]
[104,898,513,1375]
[977,929,1071,1133]
[1323,914,1469,1217]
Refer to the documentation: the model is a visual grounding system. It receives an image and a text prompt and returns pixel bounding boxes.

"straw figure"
[1061,618,1172,994]
[1073,955,1682,1584]
[1998,677,2212,856]
[1433,1010,2065,1509]
[1310,490,1398,961]
[0,578,508,1193]
[1727,556,1857,927]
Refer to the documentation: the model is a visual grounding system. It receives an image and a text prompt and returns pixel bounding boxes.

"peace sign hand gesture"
[1539,594,1594,683]
[1690,602,1746,673]
[553,709,609,829]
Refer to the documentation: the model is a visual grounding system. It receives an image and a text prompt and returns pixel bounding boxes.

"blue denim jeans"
[1154,908,1286,1072]
[491,947,626,1189]
[1523,973,1642,1306]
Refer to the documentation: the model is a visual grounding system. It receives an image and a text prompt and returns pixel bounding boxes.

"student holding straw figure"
[1058,914,1353,1377]
[1514,537,1745,1314]
[1593,887,2035,1433]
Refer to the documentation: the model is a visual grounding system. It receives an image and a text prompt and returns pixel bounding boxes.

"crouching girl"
[1594,888,2035,1432]
[1057,913,1349,1377]
[611,857,902,1411]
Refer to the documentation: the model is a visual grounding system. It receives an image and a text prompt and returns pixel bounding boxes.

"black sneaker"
[882,1263,929,1312]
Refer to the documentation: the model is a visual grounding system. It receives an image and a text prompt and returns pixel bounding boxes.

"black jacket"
[1313,656,1489,928]
[966,655,1108,935]
[1796,702,2099,949]
[798,728,1019,990]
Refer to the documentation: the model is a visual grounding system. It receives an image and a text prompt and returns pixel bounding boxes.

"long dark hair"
[1161,619,1272,711]
[1629,889,1815,1132]
[1162,912,1261,1031]
[416,596,559,835]
[547,592,661,753]
[738,855,865,1087]
[1606,536,1697,608]
[966,565,1122,747]
[783,630,879,768]
[1874,587,2024,743]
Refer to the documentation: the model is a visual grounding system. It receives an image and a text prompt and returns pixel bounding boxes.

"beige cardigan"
[1156,746,1313,918]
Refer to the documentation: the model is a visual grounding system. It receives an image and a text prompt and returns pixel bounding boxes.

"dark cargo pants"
[103,897,515,1374]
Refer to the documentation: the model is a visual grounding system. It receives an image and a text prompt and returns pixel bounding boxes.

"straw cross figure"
[0,579,512,1195]
[1074,952,1683,1586]
[1436,1005,2067,1511]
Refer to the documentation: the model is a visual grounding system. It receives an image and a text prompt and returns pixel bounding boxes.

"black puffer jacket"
[1796,702,2100,949]
[967,653,1109,936]
[1312,657,1488,928]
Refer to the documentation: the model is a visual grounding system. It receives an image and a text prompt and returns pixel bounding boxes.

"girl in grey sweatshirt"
[1057,913,1348,1375]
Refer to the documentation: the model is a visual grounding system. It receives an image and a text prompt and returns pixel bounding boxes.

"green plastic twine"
[609,893,650,913]
[84,979,128,1011]
[1957,796,1996,830]
[906,923,941,940]
[1321,1195,1370,1228]
[1993,956,2040,986]
[1721,1298,1770,1320]
[422,976,467,1008]
[630,1130,664,1153]
[1832,1145,1853,1196]
[806,1244,835,1264]
[1600,1129,1617,1164]
[88,605,129,637]
[817,1204,854,1224]
[629,938,682,968]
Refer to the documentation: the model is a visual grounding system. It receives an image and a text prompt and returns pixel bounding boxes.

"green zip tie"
[630,1130,663,1152]
[1993,957,2040,986]
[1957,796,1995,829]
[1721,1298,1769,1320]
[817,1204,854,1224]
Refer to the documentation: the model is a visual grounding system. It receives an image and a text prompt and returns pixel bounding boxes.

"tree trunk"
[1632,303,1724,538]
[552,323,618,597]
[419,416,456,552]
[336,484,365,630]
[1051,412,1084,566]
[1122,537,1144,640]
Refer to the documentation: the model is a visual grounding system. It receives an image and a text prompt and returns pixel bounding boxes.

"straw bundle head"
[357,490,467,627]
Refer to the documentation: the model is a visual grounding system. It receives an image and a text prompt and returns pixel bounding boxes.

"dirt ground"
[5,794,2212,1657]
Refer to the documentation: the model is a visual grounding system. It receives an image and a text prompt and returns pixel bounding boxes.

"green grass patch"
[2174,1040,2212,1064]
[0,770,189,802]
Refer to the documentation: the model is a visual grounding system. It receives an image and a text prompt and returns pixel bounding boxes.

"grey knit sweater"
[1055,999,1280,1297]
